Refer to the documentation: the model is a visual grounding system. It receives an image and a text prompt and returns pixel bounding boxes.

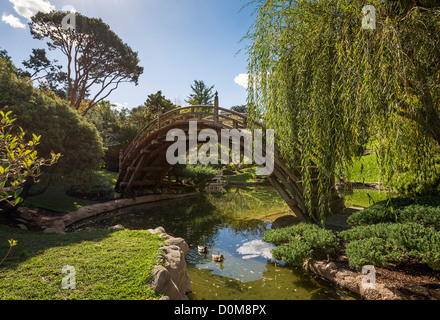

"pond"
[69,186,358,300]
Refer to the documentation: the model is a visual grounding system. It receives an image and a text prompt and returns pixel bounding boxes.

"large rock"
[403,284,430,297]
[271,215,299,229]
[148,229,191,300]
[165,237,189,256]
[429,288,440,300]
[304,259,407,300]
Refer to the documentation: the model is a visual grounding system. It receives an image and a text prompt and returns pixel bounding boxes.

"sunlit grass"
[0,225,165,300]
[345,189,392,208]
[348,152,381,183]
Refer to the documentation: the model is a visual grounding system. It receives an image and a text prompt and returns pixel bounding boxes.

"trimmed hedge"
[340,222,440,270]
[263,223,339,265]
[347,197,440,230]
[345,237,408,270]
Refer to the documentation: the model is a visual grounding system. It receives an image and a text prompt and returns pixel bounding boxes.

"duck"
[198,246,208,254]
[212,254,224,262]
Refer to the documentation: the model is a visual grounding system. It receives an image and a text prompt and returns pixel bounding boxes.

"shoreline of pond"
[7,186,431,301]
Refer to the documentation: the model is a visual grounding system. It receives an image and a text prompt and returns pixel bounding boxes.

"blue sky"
[0,0,255,110]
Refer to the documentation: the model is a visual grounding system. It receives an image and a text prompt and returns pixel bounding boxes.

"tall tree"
[29,11,144,115]
[185,80,215,105]
[0,55,104,194]
[246,0,440,219]
[144,90,177,114]
[19,48,68,98]
[231,105,249,114]
[129,91,177,130]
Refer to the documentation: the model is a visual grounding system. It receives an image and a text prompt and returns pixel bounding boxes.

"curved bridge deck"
[116,99,344,222]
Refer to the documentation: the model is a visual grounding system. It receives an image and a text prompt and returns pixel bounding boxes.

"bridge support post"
[157,110,162,129]
[214,92,219,124]
[119,150,123,173]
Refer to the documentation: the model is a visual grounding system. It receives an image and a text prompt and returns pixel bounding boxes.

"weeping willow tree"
[246,0,440,221]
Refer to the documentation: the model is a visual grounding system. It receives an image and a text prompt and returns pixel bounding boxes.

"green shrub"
[345,237,408,270]
[340,222,440,270]
[339,223,403,242]
[347,197,440,230]
[263,225,299,246]
[271,237,313,266]
[171,164,217,189]
[398,205,440,230]
[264,223,339,265]
[301,224,340,258]
[346,204,396,227]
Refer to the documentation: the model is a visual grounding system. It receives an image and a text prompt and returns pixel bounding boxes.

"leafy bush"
[263,223,339,265]
[271,237,313,266]
[171,164,217,189]
[347,197,440,230]
[340,222,440,270]
[345,237,408,270]
[339,223,403,242]
[0,64,104,189]
[398,205,440,230]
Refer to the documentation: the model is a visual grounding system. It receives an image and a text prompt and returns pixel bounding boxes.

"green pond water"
[71,186,358,300]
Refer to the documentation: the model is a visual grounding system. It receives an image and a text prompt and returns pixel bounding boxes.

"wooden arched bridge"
[116,95,345,222]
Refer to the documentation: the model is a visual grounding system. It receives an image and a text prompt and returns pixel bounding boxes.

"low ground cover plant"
[263,223,339,265]
[264,197,440,272]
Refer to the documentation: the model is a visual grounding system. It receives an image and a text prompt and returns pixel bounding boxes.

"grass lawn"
[343,151,399,208]
[0,225,165,300]
[344,189,391,208]
[24,171,119,213]
[225,172,255,182]
[348,152,381,183]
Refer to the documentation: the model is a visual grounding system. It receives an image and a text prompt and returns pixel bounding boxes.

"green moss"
[347,196,440,229]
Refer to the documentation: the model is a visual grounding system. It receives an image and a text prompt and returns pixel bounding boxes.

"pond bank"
[305,259,440,300]
[10,192,201,233]
[302,209,440,300]
[147,226,192,300]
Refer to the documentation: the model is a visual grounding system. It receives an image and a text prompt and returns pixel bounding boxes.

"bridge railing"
[122,99,267,165]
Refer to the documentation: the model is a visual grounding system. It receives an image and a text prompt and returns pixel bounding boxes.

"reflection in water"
[72,186,356,300]
[237,240,274,260]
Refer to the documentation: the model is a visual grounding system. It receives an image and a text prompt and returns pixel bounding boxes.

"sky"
[0,0,255,110]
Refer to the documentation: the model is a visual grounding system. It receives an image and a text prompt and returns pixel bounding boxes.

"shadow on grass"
[0,225,115,270]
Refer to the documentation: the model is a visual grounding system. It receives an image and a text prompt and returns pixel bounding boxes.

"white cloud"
[1,13,26,28]
[9,0,55,20]
[234,73,249,89]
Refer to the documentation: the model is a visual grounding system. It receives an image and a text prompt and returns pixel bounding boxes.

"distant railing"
[121,94,265,165]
